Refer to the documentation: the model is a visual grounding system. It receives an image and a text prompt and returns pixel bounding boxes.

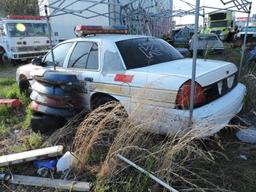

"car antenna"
[45,5,56,71]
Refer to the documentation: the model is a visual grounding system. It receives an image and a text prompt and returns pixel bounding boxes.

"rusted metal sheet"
[30,71,86,118]
[0,99,22,108]
[30,91,72,108]
[35,71,79,85]
[30,101,79,117]
[10,175,90,191]
[32,81,73,97]
[30,91,83,109]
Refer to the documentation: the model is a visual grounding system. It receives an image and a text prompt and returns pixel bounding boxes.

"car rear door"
[65,41,101,109]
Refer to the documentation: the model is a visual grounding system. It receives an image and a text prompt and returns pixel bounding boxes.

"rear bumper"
[190,83,246,136]
[126,83,246,137]
[170,83,246,136]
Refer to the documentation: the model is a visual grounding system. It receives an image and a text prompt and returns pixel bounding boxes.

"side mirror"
[32,57,45,66]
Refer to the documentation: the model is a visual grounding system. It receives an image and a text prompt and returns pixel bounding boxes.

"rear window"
[116,37,183,69]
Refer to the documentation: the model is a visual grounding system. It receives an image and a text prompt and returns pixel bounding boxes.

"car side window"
[68,42,93,69]
[86,43,99,70]
[44,42,73,67]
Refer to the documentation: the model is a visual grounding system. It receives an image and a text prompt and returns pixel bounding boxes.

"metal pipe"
[48,4,117,20]
[202,3,251,14]
[45,5,56,71]
[189,0,200,126]
[170,0,173,37]
[117,154,179,192]
[238,2,252,78]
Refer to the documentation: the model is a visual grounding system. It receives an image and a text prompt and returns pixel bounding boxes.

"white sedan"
[16,26,246,136]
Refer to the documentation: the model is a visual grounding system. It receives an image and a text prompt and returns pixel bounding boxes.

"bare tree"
[0,0,39,16]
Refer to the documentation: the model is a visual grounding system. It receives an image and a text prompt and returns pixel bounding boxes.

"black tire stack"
[30,71,85,134]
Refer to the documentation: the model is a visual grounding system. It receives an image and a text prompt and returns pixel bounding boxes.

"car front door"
[43,42,75,71]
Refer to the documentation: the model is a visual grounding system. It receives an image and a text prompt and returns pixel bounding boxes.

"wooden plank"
[10,174,90,192]
[0,145,63,167]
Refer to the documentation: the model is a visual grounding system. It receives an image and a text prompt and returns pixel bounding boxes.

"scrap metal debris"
[0,145,63,167]
[0,99,22,108]
[236,126,256,144]
[9,174,90,192]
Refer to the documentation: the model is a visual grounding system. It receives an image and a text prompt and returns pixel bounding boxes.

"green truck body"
[207,11,235,41]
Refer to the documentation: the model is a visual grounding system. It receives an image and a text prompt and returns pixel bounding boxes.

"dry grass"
[72,102,127,174]
[70,99,230,192]
[43,110,88,149]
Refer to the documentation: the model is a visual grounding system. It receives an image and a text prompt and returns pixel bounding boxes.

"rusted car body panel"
[31,101,78,117]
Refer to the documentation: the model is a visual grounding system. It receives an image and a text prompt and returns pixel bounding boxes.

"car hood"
[16,63,53,82]
[129,58,237,87]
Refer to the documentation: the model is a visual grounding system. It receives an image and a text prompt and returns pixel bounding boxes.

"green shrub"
[0,78,16,87]
[0,77,31,108]
[0,106,11,117]
[0,121,8,136]
[24,132,42,149]
[23,108,32,129]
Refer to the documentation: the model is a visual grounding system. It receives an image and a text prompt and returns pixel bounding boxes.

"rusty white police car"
[16,25,246,136]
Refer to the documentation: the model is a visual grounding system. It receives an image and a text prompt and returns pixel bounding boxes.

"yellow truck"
[207,11,235,41]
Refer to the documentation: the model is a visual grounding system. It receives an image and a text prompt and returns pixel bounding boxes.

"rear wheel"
[91,95,117,110]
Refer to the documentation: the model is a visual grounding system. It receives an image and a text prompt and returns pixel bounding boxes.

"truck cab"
[207,11,235,41]
[0,15,50,64]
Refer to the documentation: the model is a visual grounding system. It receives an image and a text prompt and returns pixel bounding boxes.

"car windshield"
[209,21,228,28]
[241,26,256,32]
[6,23,48,37]
[116,37,184,69]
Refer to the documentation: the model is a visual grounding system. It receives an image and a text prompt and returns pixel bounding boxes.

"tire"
[91,95,117,110]
[0,49,4,65]
[31,113,67,134]
[0,49,10,65]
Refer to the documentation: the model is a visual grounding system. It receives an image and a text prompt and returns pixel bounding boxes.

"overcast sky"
[173,0,256,25]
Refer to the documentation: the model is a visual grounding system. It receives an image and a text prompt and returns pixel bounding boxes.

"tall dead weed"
[70,101,228,192]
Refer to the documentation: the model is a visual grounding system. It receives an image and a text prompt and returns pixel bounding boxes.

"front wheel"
[0,50,10,65]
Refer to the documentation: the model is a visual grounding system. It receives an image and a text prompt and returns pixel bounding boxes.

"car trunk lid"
[129,58,237,86]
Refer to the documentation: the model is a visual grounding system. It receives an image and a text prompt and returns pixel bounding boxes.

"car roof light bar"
[75,25,128,36]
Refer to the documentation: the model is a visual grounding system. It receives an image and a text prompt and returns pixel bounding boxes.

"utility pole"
[238,2,252,78]
[189,0,200,126]
[170,0,173,37]
[45,5,56,71]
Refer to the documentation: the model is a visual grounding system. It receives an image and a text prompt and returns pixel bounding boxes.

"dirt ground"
[0,66,17,78]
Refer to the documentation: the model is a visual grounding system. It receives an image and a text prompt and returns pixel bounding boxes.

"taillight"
[176,80,206,109]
